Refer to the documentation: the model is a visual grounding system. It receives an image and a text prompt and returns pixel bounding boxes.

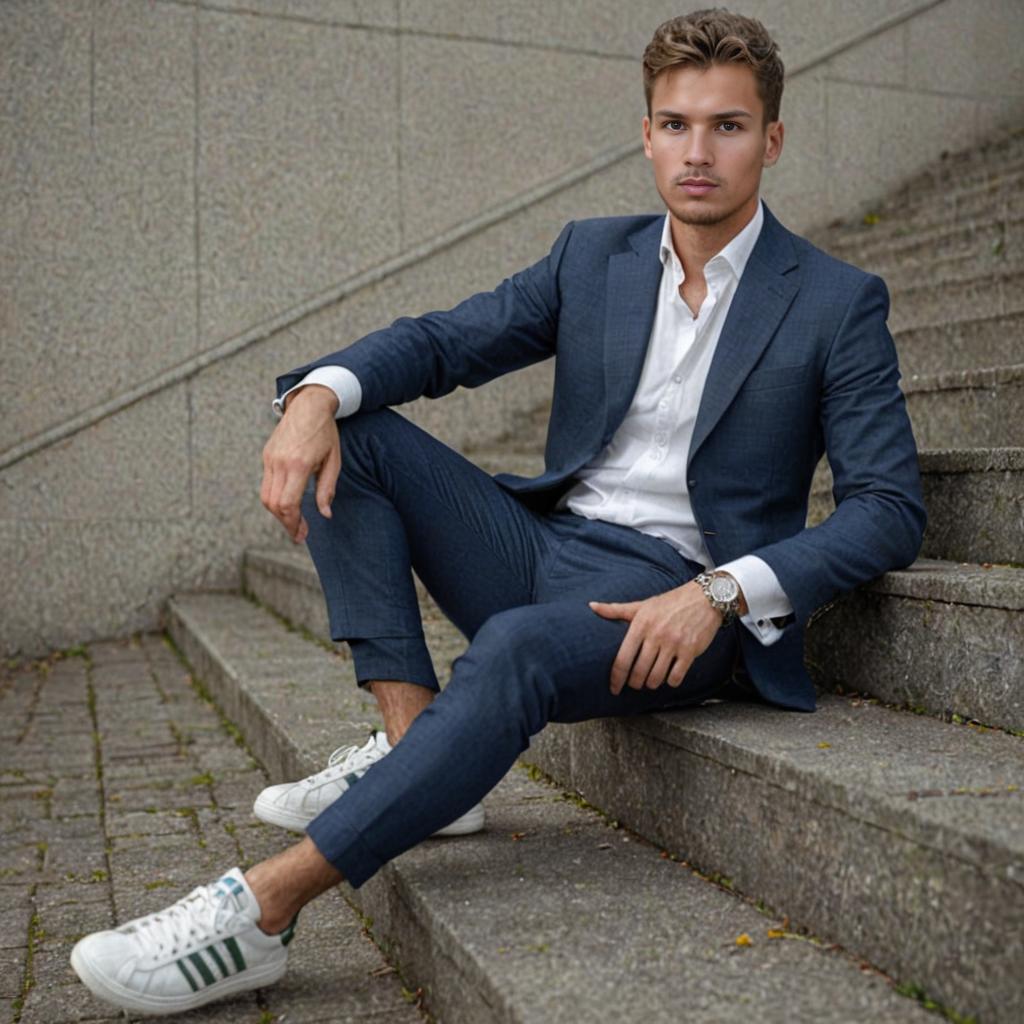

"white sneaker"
[253,731,485,837]
[70,868,292,1016]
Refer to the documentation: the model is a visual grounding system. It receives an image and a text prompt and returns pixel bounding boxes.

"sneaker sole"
[252,794,486,837]
[70,941,287,1016]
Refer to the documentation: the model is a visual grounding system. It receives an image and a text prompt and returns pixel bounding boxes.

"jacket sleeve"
[751,273,927,625]
[275,222,575,411]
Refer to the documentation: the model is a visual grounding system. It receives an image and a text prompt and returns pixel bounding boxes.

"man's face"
[642,62,783,236]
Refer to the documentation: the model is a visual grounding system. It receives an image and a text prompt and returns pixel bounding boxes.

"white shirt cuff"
[272,366,363,419]
[715,554,793,647]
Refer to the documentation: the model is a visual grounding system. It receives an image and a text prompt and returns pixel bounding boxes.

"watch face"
[709,576,738,603]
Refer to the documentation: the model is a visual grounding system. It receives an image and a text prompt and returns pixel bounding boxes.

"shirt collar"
[659,199,764,281]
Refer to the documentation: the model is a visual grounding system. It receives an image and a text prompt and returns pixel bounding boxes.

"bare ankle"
[368,680,433,745]
[245,838,342,934]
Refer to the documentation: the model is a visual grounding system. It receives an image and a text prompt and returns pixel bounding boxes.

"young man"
[71,9,925,1015]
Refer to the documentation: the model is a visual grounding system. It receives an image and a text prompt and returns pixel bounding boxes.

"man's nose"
[685,128,713,166]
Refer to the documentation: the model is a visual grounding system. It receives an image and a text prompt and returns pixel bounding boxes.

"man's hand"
[260,385,341,544]
[589,581,728,695]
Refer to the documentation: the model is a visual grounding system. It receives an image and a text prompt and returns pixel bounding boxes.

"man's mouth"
[679,178,719,196]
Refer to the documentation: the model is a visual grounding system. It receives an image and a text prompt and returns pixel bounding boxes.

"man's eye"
[719,121,740,132]
[664,120,685,131]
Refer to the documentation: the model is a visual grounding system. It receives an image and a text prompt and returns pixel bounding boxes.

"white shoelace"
[127,882,242,963]
[303,734,384,787]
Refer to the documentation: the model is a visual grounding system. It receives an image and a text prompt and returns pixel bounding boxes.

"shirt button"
[659,400,668,410]
[673,375,682,383]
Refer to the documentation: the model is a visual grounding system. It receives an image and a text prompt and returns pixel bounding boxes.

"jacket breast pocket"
[741,363,811,393]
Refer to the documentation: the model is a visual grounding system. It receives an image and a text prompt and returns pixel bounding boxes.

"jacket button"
[688,479,697,488]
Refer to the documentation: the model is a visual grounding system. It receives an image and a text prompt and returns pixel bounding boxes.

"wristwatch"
[695,572,741,627]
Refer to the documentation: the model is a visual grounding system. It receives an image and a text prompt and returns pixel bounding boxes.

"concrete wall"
[2,0,1022,656]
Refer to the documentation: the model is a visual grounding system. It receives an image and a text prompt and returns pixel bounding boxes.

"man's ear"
[763,119,784,167]
[642,115,653,159]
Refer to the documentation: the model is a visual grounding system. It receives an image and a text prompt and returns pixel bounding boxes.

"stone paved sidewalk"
[0,635,426,1024]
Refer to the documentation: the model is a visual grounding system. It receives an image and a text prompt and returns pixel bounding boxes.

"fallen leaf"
[817,741,831,749]
[767,929,786,939]
[736,933,752,947]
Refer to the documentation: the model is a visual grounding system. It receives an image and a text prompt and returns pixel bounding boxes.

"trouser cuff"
[306,813,382,890]
[348,636,440,693]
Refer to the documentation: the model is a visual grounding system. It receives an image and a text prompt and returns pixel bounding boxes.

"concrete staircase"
[166,129,1024,1023]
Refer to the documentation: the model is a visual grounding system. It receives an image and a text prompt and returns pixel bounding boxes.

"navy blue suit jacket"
[277,205,926,711]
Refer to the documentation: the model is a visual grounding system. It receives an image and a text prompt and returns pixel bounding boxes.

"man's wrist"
[694,571,747,625]
[283,383,340,417]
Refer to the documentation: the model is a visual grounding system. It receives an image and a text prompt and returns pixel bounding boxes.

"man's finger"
[315,441,340,518]
[274,471,309,540]
[666,656,689,687]
[609,629,642,695]
[626,638,657,690]
[259,461,274,512]
[644,649,675,690]
[589,600,639,622]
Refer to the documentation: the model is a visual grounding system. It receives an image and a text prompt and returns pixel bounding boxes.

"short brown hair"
[643,9,784,123]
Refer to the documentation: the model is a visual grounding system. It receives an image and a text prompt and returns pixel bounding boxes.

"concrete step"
[816,130,1024,245]
[834,211,1024,284]
[165,592,940,1024]
[805,558,1024,732]
[823,170,1024,257]
[886,262,1024,334]
[894,310,1024,377]
[524,670,1024,1024]
[241,547,1024,1018]
[903,363,1024,449]
[809,447,1023,565]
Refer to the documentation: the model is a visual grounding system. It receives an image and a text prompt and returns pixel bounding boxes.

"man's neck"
[670,197,760,282]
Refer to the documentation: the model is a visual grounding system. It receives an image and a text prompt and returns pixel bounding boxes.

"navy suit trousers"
[302,409,757,887]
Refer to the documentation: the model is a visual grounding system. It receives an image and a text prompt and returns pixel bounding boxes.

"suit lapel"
[688,207,800,466]
[602,218,664,441]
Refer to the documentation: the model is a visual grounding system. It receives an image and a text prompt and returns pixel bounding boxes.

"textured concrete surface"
[399,0,926,65]
[904,365,1024,448]
[0,635,423,1024]
[400,37,639,245]
[210,0,399,27]
[907,0,1024,98]
[918,447,1024,564]
[527,697,1024,1024]
[197,9,400,344]
[822,132,1024,244]
[165,592,941,1023]
[826,79,985,216]
[808,447,1023,564]
[0,385,191,522]
[831,206,1024,274]
[893,310,1024,377]
[887,264,1024,333]
[807,559,1024,731]
[0,512,278,659]
[1,0,196,445]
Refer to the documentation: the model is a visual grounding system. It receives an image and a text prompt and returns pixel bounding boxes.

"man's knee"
[461,605,572,716]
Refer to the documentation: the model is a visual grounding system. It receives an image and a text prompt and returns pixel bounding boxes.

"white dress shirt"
[276,201,793,644]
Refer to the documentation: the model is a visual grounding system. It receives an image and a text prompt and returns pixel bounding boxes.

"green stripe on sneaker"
[223,936,247,972]
[188,952,216,987]
[206,943,230,978]
[280,915,298,947]
[176,958,199,992]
